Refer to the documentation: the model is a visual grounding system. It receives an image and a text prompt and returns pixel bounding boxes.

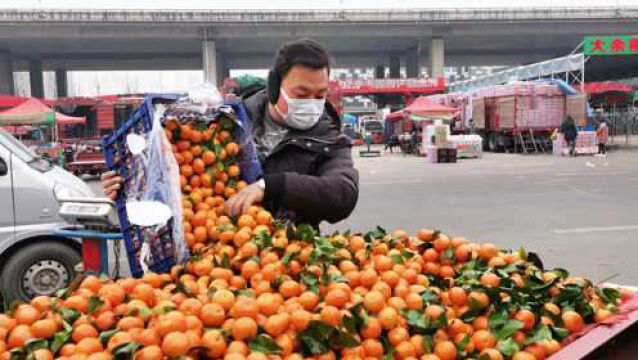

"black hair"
[267,38,331,104]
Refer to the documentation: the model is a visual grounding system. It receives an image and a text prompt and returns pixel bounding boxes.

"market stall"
[385,97,457,154]
[0,98,86,163]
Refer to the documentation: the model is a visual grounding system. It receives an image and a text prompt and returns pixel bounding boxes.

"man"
[560,116,578,156]
[103,39,359,227]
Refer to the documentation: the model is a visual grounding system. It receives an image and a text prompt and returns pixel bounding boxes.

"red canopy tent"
[581,82,633,95]
[0,94,29,109]
[0,98,85,142]
[386,96,458,122]
[0,98,85,126]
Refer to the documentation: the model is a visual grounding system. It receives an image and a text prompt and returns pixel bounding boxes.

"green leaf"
[281,251,299,265]
[457,334,471,352]
[234,289,255,298]
[381,336,395,360]
[213,143,224,157]
[153,304,176,315]
[496,337,520,357]
[519,247,528,261]
[221,253,231,269]
[459,298,487,323]
[555,284,584,304]
[524,325,553,346]
[60,307,80,325]
[112,342,143,360]
[596,287,621,305]
[441,247,456,263]
[253,231,274,249]
[300,271,320,294]
[349,303,369,328]
[494,320,525,341]
[325,273,348,285]
[403,307,445,333]
[436,311,448,328]
[390,254,404,265]
[422,334,433,353]
[421,289,440,305]
[248,334,283,354]
[87,296,105,315]
[9,348,25,360]
[330,330,360,349]
[342,315,357,334]
[364,226,387,242]
[25,338,48,352]
[550,326,570,341]
[298,321,335,355]
[552,268,570,279]
[172,281,194,297]
[99,329,120,344]
[51,330,71,355]
[400,249,415,259]
[489,308,509,330]
[295,224,318,242]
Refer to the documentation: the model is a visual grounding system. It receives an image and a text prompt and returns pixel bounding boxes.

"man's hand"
[225,182,264,217]
[101,171,123,201]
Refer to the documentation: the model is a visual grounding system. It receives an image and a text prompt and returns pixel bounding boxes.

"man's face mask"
[279,88,325,130]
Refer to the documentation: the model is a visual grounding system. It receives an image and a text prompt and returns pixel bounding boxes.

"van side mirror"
[0,157,7,176]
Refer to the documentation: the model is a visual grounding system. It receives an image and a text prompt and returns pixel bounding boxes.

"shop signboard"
[584,35,638,55]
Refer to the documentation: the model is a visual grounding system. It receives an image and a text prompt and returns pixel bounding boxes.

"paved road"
[89,149,638,285]
[325,148,638,286]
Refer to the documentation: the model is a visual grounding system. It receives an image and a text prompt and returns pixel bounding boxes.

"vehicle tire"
[0,241,81,301]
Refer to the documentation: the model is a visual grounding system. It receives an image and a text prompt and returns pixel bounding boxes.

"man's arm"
[263,146,359,224]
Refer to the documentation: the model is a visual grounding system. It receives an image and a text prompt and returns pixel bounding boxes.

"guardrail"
[0,7,636,23]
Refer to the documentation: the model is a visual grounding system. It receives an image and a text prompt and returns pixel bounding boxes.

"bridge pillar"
[29,59,44,98]
[202,39,218,86]
[430,37,445,79]
[406,45,421,78]
[55,69,68,98]
[389,54,401,78]
[0,52,14,95]
[374,64,385,79]
[215,51,230,87]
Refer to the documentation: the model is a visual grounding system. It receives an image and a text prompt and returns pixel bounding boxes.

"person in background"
[596,119,609,156]
[384,133,398,153]
[560,116,578,156]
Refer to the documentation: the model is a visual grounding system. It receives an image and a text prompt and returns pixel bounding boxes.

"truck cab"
[0,129,94,301]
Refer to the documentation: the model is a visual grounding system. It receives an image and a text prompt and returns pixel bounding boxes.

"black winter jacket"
[243,90,359,227]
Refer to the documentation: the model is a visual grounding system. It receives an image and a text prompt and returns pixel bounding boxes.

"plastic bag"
[217,102,263,184]
[139,104,189,266]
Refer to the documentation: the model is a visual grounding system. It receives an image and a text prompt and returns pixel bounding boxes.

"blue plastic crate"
[102,94,262,277]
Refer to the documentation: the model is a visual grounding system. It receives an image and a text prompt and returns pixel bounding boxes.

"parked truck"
[472,83,587,152]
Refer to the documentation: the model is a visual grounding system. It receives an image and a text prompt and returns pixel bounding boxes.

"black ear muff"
[267,69,281,105]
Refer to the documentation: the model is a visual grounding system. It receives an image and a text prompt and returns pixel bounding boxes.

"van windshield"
[0,129,51,171]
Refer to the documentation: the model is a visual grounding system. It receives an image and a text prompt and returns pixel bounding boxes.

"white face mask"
[279,88,325,130]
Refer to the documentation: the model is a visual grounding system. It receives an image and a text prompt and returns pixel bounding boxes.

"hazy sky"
[1,0,637,9]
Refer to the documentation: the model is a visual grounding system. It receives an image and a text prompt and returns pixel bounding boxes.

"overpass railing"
[0,7,637,23]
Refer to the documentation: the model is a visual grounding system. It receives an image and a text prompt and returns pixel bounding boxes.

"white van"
[0,129,94,300]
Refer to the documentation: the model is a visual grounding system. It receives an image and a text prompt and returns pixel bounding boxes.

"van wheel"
[0,242,81,301]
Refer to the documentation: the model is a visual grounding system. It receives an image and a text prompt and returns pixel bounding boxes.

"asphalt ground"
[88,148,638,285]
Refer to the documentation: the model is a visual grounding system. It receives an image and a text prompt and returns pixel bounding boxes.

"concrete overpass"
[0,7,637,97]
